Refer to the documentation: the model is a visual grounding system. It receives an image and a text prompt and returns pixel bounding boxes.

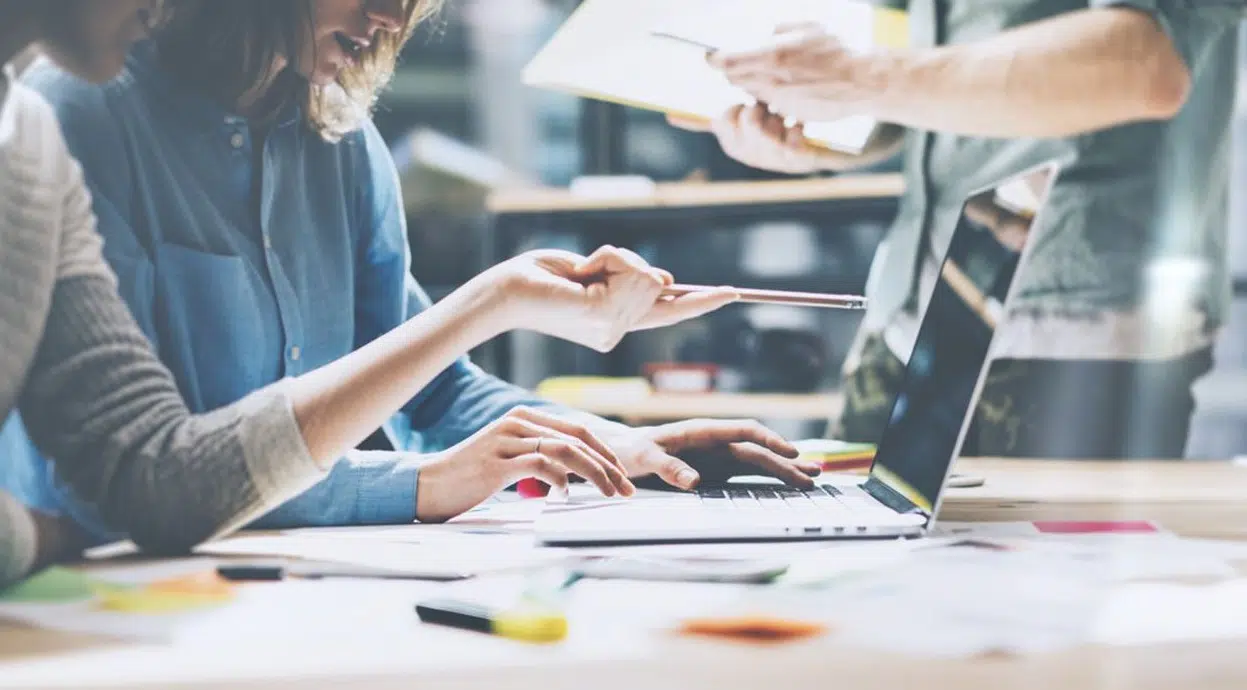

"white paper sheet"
[1034,534,1238,582]
[1092,579,1247,646]
[788,545,1113,658]
[522,0,895,154]
[931,521,1043,538]
[0,577,651,689]
[196,531,566,580]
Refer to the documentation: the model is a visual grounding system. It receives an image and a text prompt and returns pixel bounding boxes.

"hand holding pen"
[663,284,867,310]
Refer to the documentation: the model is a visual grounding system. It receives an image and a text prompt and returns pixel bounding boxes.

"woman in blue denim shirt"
[10,0,821,540]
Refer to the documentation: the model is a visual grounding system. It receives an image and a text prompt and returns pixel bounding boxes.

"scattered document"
[932,521,1044,538]
[196,531,567,581]
[932,527,1237,582]
[1091,579,1247,646]
[9,503,1245,670]
[449,495,548,528]
[796,544,1114,658]
[0,563,241,642]
[0,577,652,690]
[777,538,944,587]
[1048,534,1238,581]
[933,520,1165,538]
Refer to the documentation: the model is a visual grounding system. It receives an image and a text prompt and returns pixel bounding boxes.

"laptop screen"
[866,164,1056,516]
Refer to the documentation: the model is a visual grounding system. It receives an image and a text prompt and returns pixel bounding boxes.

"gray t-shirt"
[861,0,1244,364]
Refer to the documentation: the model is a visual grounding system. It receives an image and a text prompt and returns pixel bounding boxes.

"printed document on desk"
[522,0,908,154]
[1092,579,1247,647]
[195,530,567,580]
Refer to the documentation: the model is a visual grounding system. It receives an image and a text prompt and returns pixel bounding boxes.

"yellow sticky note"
[95,572,236,614]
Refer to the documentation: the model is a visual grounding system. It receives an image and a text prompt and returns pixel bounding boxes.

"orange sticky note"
[147,571,235,597]
[679,616,829,644]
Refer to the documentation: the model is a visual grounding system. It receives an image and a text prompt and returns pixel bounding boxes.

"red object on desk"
[1033,520,1159,534]
[516,478,551,498]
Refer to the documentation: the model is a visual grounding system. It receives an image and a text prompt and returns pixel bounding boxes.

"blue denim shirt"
[4,44,554,540]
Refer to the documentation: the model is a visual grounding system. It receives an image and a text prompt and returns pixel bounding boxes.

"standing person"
[676,1,1244,458]
[8,0,822,548]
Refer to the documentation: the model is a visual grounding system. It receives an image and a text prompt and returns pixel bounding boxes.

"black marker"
[415,598,568,643]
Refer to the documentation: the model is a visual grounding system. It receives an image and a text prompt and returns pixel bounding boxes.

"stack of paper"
[522,0,908,154]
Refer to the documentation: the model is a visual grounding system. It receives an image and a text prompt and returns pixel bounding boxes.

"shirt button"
[230,133,245,149]
[263,234,272,250]
[290,346,301,361]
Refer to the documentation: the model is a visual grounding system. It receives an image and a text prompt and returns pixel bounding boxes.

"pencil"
[664,284,868,310]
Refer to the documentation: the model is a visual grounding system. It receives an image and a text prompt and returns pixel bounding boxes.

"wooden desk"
[942,458,1247,541]
[2,459,1245,690]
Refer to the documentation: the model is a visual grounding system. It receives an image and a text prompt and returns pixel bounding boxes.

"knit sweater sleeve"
[16,123,326,556]
[0,490,37,587]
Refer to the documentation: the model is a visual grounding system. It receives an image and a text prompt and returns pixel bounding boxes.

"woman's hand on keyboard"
[413,407,635,522]
[601,419,823,490]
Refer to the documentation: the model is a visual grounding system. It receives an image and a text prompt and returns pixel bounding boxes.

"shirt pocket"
[152,243,280,412]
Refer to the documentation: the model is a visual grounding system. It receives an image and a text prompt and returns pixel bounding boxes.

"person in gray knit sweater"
[0,0,745,587]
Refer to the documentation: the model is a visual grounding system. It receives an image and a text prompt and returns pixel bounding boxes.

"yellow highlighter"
[415,598,568,644]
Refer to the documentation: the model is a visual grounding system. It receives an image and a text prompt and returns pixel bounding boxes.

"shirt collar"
[126,41,302,133]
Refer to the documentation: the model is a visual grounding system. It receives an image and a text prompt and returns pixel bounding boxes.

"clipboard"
[522,0,909,154]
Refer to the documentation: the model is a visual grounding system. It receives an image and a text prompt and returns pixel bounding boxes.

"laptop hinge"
[862,476,926,517]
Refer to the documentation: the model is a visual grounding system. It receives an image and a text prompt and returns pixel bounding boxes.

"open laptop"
[535,162,1060,545]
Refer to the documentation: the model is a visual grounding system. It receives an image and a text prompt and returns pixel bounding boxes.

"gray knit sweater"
[0,68,327,586]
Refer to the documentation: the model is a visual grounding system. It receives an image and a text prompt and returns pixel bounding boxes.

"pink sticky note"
[1032,521,1159,535]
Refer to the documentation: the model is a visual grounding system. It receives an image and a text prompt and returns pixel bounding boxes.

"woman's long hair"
[153,0,440,140]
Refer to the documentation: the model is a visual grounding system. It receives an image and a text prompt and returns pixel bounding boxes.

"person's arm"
[714,2,1233,139]
[870,5,1191,136]
[249,451,428,528]
[16,127,510,554]
[353,124,564,450]
[394,279,566,446]
[40,79,435,532]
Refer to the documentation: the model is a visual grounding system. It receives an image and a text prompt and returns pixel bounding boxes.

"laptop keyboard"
[695,484,877,512]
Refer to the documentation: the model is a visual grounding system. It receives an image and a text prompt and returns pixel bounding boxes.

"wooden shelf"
[541,390,844,422]
[487,174,904,214]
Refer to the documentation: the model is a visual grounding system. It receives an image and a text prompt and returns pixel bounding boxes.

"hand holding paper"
[522,0,908,155]
[668,105,905,175]
[709,25,880,126]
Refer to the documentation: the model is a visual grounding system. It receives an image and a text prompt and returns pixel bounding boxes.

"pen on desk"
[415,598,569,644]
[664,284,868,310]
[217,565,287,582]
[215,564,464,582]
